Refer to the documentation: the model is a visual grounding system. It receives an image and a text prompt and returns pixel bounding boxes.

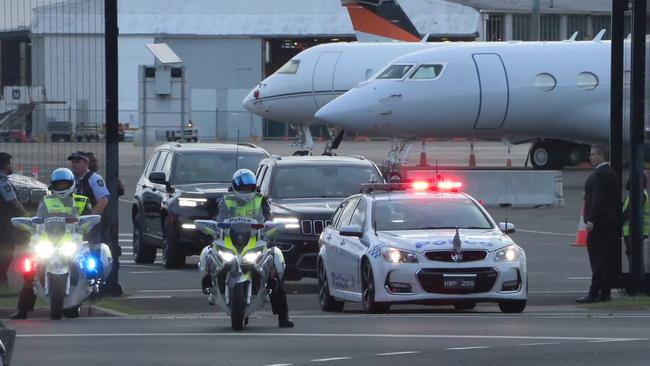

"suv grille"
[425,250,487,263]
[301,220,331,236]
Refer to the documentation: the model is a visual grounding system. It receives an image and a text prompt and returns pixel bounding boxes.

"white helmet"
[231,169,257,202]
[50,168,76,199]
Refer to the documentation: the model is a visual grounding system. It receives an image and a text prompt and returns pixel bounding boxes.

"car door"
[140,152,160,240]
[149,150,170,239]
[328,197,359,296]
[340,198,369,294]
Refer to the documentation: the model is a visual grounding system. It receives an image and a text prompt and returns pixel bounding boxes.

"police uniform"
[0,172,25,284]
[205,192,292,327]
[14,194,91,317]
[622,191,650,261]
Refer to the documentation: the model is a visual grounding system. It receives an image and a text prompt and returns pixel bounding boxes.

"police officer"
[0,153,25,287]
[68,151,122,297]
[200,169,294,328]
[11,168,91,319]
[622,174,649,265]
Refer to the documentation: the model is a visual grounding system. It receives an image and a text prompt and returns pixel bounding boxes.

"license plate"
[443,278,476,289]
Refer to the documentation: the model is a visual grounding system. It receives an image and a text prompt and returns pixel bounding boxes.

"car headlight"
[60,241,78,257]
[243,251,262,264]
[380,247,418,263]
[218,250,236,263]
[178,198,207,207]
[495,245,520,262]
[35,240,54,259]
[273,217,299,230]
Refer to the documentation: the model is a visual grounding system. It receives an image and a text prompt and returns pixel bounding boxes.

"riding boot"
[270,281,293,328]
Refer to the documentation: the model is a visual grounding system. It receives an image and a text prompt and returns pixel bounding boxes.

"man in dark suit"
[577,143,620,303]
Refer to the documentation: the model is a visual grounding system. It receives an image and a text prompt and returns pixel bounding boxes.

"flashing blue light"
[87,257,97,271]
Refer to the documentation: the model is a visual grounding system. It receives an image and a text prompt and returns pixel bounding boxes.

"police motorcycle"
[11,215,112,319]
[196,217,282,330]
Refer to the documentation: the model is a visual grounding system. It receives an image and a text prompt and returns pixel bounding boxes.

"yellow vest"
[223,194,262,218]
[43,194,89,216]
[623,191,650,236]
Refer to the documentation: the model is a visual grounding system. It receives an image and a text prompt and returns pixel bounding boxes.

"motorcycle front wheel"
[230,282,247,331]
[48,274,67,320]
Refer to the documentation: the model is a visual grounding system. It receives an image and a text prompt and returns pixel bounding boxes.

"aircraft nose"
[315,93,361,129]
[242,86,261,113]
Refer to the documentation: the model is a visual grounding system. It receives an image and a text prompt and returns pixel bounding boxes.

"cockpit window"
[277,59,300,74]
[376,64,414,80]
[409,64,444,80]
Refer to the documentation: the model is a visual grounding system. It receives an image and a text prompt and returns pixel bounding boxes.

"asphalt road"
[6,140,648,366]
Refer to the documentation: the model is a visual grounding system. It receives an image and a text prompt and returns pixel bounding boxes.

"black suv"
[255,156,383,280]
[132,142,270,268]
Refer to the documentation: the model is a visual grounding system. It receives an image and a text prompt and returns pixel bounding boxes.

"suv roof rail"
[237,142,260,149]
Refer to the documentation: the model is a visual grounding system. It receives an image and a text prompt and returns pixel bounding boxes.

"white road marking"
[588,339,646,343]
[517,229,575,237]
[118,239,131,243]
[264,364,293,366]
[121,264,154,269]
[137,289,200,293]
[119,233,131,237]
[519,342,561,346]
[125,295,172,300]
[128,271,178,275]
[566,277,591,280]
[310,357,351,362]
[15,333,645,342]
[376,351,420,356]
[529,290,585,294]
[447,346,491,351]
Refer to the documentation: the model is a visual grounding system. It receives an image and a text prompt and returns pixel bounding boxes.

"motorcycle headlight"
[60,241,78,257]
[273,217,299,230]
[218,250,236,263]
[35,240,54,259]
[495,245,520,262]
[243,251,262,264]
[380,247,418,263]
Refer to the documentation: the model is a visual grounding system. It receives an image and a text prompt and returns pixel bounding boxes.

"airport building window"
[567,15,589,40]
[277,59,300,74]
[409,64,444,80]
[540,15,561,41]
[512,15,531,41]
[485,14,504,41]
[577,72,599,90]
[534,73,557,92]
[376,64,414,79]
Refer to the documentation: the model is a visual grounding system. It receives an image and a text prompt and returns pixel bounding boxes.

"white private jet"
[315,36,620,169]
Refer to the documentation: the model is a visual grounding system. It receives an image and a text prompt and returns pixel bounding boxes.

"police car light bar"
[361,178,463,193]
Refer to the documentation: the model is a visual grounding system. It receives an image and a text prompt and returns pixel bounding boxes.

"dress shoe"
[278,318,294,328]
[9,311,27,320]
[576,294,600,304]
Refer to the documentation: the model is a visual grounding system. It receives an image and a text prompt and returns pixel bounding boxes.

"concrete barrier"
[405,169,563,208]
[132,130,156,147]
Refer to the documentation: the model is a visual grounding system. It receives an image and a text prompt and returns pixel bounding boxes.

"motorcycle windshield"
[44,219,67,243]
[229,223,253,253]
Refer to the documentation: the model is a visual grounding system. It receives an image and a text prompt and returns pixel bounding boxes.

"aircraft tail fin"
[567,31,578,41]
[341,0,421,42]
[593,29,606,41]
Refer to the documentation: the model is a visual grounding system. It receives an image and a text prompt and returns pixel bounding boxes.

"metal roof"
[446,0,612,14]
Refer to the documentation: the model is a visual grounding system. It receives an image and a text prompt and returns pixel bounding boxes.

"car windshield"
[271,165,381,199]
[172,152,266,185]
[373,198,493,231]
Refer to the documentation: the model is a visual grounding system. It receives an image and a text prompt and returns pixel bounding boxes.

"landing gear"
[384,139,414,180]
[323,129,345,156]
[529,140,590,170]
[291,124,314,156]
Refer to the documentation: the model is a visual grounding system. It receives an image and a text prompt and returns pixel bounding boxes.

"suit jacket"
[584,163,620,231]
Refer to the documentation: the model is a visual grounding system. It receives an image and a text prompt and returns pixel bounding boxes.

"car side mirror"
[499,222,516,234]
[340,225,364,238]
[148,172,167,185]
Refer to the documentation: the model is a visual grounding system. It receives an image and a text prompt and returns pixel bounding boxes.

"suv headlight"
[35,240,54,259]
[178,198,207,207]
[380,247,418,263]
[494,245,520,262]
[273,217,299,230]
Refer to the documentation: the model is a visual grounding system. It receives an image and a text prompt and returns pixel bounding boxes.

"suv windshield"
[271,165,381,199]
[373,198,493,231]
[172,152,266,185]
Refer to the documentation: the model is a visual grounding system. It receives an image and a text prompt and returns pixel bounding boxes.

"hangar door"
[313,52,341,109]
[472,54,509,129]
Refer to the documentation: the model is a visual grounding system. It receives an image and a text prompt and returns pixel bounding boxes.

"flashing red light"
[253,89,260,99]
[22,257,35,274]
[437,181,463,190]
[411,181,430,191]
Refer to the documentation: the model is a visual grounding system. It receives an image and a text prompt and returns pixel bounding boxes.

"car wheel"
[133,212,156,264]
[162,217,186,269]
[498,300,527,313]
[318,260,344,312]
[453,302,476,310]
[361,260,390,314]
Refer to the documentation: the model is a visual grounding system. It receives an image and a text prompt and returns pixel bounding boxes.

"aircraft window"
[409,64,444,80]
[534,73,557,92]
[577,72,599,90]
[277,59,300,74]
[376,64,413,79]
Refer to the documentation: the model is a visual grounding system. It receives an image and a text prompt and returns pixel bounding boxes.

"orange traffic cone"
[506,146,512,168]
[574,203,587,246]
[468,143,477,167]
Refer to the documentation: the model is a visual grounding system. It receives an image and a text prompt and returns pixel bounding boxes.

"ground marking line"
[376,351,420,356]
[517,229,575,237]
[519,342,561,346]
[311,357,351,362]
[15,333,644,342]
[588,339,647,343]
[137,289,200,293]
[125,295,172,300]
[447,346,491,351]
[264,364,293,366]
[121,264,154,269]
[566,277,591,280]
[128,271,178,275]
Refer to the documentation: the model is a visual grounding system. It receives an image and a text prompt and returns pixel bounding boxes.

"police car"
[317,179,527,314]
